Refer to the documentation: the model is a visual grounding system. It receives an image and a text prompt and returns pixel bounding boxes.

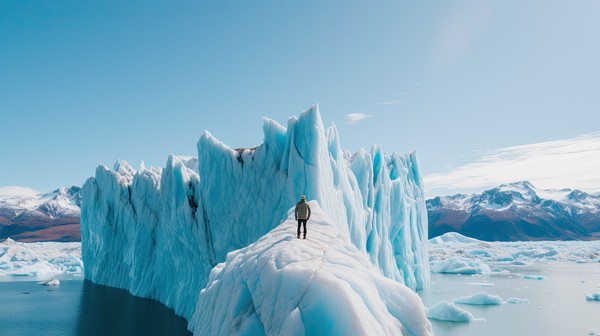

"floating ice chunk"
[589,328,600,336]
[454,292,502,305]
[426,301,474,322]
[505,297,529,304]
[522,275,548,280]
[39,279,60,286]
[431,257,490,275]
[585,293,600,301]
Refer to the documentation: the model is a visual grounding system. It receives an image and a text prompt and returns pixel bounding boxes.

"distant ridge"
[0,186,81,242]
[427,181,600,241]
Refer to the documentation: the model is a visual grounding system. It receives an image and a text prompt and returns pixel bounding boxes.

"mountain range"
[0,186,81,242]
[3,180,600,243]
[427,181,600,241]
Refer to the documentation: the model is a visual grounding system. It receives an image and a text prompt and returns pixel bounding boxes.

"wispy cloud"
[424,132,600,196]
[345,113,374,125]
[378,99,403,105]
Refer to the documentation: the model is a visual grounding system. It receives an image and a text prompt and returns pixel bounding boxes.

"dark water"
[0,280,191,336]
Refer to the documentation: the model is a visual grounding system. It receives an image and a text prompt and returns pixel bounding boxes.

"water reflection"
[0,280,190,336]
[76,280,191,335]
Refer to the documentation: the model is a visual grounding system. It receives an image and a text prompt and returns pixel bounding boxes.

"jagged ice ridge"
[81,106,430,333]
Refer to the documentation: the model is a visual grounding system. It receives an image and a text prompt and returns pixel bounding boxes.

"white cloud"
[378,99,403,105]
[424,132,600,196]
[345,113,374,125]
[0,186,40,199]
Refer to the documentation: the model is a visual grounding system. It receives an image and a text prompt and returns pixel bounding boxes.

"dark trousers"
[297,219,307,238]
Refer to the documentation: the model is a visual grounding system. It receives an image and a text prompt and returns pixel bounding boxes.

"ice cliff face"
[81,105,429,327]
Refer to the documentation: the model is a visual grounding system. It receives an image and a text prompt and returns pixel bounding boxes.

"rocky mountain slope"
[427,181,600,241]
[0,186,81,242]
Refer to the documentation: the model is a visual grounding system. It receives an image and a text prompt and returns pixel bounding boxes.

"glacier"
[81,105,430,333]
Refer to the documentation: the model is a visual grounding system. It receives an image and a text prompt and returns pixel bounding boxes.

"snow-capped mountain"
[427,181,600,241]
[81,105,431,334]
[0,186,81,242]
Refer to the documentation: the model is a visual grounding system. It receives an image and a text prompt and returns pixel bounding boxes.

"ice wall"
[81,105,429,322]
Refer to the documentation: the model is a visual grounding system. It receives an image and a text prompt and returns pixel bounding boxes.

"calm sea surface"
[1,263,599,335]
[0,278,191,336]
[419,262,600,336]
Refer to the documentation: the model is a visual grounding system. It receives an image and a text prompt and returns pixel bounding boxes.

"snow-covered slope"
[81,105,429,327]
[427,181,600,241]
[0,186,81,242]
[190,202,432,336]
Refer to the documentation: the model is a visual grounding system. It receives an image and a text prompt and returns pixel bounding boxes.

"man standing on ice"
[295,195,311,239]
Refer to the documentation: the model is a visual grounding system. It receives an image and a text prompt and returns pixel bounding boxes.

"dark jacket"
[295,201,311,220]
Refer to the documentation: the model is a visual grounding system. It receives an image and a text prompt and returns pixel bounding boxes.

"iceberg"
[81,105,430,331]
[38,279,60,286]
[429,232,482,245]
[585,293,600,301]
[431,257,491,274]
[190,202,432,336]
[426,301,474,322]
[505,297,529,304]
[522,275,547,280]
[453,292,503,305]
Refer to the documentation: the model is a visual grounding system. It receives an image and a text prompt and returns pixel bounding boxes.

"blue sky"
[1,1,599,196]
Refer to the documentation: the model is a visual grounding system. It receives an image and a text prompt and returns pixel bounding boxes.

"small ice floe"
[38,279,60,286]
[522,274,547,280]
[467,282,494,287]
[426,301,474,322]
[589,328,600,336]
[506,297,529,304]
[431,257,490,275]
[454,292,503,305]
[585,293,600,301]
